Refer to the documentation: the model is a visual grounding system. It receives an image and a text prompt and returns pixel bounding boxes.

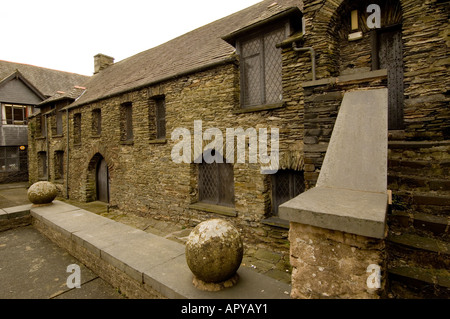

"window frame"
[92,108,102,136]
[271,169,305,216]
[73,113,82,145]
[155,97,166,140]
[235,21,289,110]
[198,156,235,208]
[54,150,64,181]
[1,103,32,125]
[0,146,20,172]
[38,151,48,180]
[120,102,133,143]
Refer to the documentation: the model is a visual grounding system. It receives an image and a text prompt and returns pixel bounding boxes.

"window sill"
[261,216,290,229]
[149,138,167,144]
[35,136,47,140]
[120,140,134,145]
[189,202,237,217]
[73,143,81,147]
[233,102,285,114]
[91,134,101,138]
[52,134,64,138]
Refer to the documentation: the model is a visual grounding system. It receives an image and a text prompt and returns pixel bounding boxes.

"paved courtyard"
[0,182,291,299]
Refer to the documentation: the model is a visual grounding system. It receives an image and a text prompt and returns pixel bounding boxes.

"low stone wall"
[32,217,165,299]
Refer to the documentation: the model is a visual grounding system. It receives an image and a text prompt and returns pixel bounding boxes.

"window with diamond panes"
[271,169,305,216]
[198,156,235,207]
[239,26,285,108]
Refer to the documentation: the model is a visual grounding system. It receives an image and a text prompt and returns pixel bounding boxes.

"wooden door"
[378,27,404,130]
[96,158,109,203]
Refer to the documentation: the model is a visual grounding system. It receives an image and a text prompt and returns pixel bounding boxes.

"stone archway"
[306,0,404,129]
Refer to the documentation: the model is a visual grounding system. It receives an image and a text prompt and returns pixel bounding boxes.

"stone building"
[0,60,89,183]
[28,0,449,298]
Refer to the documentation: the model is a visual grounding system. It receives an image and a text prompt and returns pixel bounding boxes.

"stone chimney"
[94,53,114,74]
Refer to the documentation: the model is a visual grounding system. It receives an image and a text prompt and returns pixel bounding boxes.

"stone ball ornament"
[27,181,58,205]
[185,218,243,291]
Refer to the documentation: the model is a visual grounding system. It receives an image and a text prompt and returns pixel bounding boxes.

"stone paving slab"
[0,226,124,299]
[29,200,291,299]
[143,254,291,299]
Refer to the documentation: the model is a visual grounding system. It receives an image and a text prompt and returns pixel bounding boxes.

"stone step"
[387,232,450,270]
[388,141,450,170]
[388,158,450,177]
[388,210,449,239]
[388,232,450,255]
[388,172,450,193]
[388,140,450,153]
[392,191,450,214]
[388,266,450,299]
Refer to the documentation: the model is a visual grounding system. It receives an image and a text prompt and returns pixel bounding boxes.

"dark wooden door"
[378,27,404,130]
[96,158,109,203]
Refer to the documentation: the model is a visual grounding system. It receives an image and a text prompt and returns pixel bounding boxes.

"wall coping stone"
[29,200,289,298]
[279,89,389,239]
[302,69,388,88]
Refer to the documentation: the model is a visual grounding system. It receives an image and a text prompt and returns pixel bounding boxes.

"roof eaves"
[65,55,237,110]
[222,6,303,46]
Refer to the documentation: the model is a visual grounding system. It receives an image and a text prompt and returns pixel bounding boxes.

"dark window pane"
[156,98,166,139]
[272,170,305,216]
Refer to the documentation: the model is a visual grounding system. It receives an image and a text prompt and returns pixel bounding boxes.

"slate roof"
[0,60,90,98]
[70,0,303,108]
[38,86,86,105]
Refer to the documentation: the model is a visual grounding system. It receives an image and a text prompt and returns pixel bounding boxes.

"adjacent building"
[0,60,89,183]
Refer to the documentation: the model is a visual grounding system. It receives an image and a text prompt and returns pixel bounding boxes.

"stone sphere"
[27,181,58,205]
[186,219,243,283]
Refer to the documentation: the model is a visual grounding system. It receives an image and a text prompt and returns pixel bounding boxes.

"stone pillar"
[279,88,389,299]
[289,222,386,299]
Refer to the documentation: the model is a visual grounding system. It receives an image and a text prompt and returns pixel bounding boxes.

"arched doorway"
[334,0,404,129]
[86,153,110,203]
[96,157,109,203]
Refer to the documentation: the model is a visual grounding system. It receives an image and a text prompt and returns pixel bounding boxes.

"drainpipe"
[292,42,316,81]
[65,108,69,199]
[45,114,49,181]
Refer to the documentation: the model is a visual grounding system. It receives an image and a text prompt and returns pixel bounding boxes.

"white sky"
[1,0,262,76]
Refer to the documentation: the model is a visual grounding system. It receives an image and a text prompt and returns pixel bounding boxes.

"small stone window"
[155,97,166,140]
[198,152,235,207]
[54,151,64,181]
[73,113,82,145]
[38,151,47,180]
[56,111,63,136]
[149,96,166,142]
[92,108,101,136]
[271,169,305,216]
[120,102,133,142]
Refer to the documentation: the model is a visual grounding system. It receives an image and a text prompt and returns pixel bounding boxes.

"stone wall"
[289,222,386,299]
[302,71,388,188]
[301,0,449,140]
[28,52,309,254]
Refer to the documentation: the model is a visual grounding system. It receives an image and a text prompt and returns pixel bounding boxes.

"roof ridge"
[0,59,90,77]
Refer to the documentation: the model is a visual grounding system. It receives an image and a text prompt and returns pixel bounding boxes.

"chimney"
[94,53,114,74]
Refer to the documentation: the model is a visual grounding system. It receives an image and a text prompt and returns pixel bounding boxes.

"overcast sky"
[1,0,262,76]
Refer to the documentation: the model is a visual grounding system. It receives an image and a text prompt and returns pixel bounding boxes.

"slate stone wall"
[28,55,308,254]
